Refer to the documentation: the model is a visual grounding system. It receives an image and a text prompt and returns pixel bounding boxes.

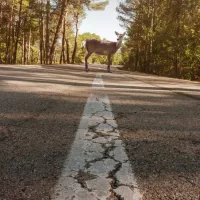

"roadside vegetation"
[0,0,199,81]
[117,0,200,81]
[0,0,114,65]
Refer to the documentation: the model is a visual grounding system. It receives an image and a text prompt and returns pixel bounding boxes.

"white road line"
[92,74,104,88]
[52,75,142,200]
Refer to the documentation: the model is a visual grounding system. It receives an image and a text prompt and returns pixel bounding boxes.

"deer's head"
[115,31,126,43]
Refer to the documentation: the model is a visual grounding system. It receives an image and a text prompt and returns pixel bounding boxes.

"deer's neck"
[116,40,122,49]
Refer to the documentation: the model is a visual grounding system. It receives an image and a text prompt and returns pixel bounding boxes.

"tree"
[117,0,200,80]
[49,0,68,64]
[13,0,23,64]
[0,0,125,67]
[71,3,86,64]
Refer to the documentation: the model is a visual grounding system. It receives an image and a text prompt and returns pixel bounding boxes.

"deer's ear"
[123,32,126,36]
[115,31,119,35]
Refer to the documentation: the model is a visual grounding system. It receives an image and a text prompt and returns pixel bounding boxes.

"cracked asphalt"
[0,64,200,199]
[52,92,141,199]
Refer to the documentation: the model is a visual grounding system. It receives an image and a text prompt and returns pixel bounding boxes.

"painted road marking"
[52,75,142,200]
[92,74,104,88]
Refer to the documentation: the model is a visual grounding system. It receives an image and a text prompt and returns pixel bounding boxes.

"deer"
[83,31,126,72]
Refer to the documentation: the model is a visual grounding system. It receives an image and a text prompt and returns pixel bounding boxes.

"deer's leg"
[85,52,92,72]
[107,55,112,73]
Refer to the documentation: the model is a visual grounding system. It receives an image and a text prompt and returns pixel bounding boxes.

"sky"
[79,0,125,41]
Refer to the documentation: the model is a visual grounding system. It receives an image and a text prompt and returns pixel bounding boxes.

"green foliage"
[112,52,124,65]
[0,0,110,65]
[87,0,109,11]
[117,0,200,81]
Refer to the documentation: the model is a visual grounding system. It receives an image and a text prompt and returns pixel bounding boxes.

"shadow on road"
[0,65,91,199]
[102,75,200,199]
[0,64,199,199]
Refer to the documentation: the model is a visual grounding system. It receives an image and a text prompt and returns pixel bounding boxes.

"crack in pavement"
[52,75,142,200]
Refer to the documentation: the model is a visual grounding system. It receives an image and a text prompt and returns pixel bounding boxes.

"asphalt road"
[0,64,199,199]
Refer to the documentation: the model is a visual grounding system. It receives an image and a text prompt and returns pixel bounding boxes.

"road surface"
[0,64,199,199]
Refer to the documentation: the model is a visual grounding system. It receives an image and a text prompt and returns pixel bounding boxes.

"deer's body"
[85,39,119,55]
[84,32,125,72]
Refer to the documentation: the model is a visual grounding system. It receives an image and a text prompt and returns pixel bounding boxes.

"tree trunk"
[135,46,139,71]
[149,0,155,74]
[39,1,44,64]
[173,0,182,78]
[22,33,24,64]
[71,14,79,64]
[45,0,50,64]
[13,0,23,64]
[60,17,66,64]
[0,5,2,63]
[6,3,12,63]
[24,33,27,64]
[11,11,15,63]
[66,38,70,63]
[27,27,31,64]
[49,0,68,64]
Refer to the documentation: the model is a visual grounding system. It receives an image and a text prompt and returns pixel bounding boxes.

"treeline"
[117,0,200,80]
[0,0,109,65]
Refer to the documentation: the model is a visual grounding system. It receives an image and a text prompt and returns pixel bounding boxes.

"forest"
[0,0,116,65]
[0,0,200,81]
[117,0,200,80]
